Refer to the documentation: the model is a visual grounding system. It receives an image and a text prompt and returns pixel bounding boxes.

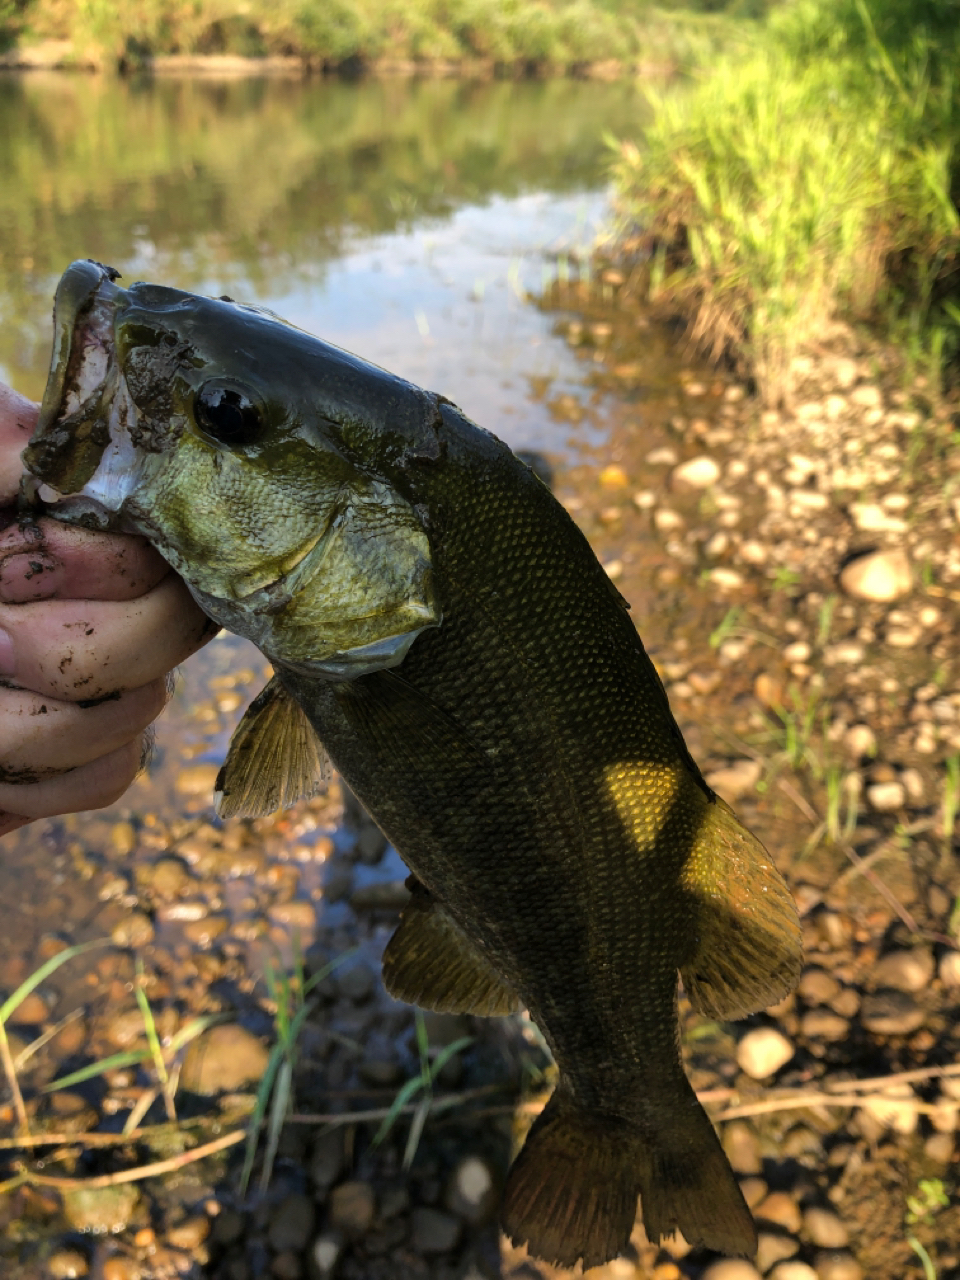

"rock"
[445,1155,498,1226]
[104,1007,147,1049]
[870,948,934,992]
[269,1194,315,1253]
[700,1261,762,1280]
[7,990,48,1025]
[704,759,762,803]
[46,1251,89,1279]
[770,1265,818,1280]
[850,503,907,533]
[358,1057,402,1087]
[843,724,876,758]
[329,1181,375,1236]
[311,1234,343,1278]
[355,825,388,864]
[839,550,911,602]
[410,1206,462,1254]
[646,447,678,466]
[722,1121,762,1174]
[709,568,744,590]
[925,1131,954,1161]
[599,464,629,488]
[737,1026,794,1079]
[176,763,219,797]
[139,857,189,899]
[323,865,354,904]
[740,540,768,565]
[803,1208,849,1248]
[349,881,411,911]
[673,455,720,489]
[939,952,960,986]
[109,821,137,856]
[182,914,229,946]
[654,508,684,532]
[166,1216,211,1250]
[101,1259,138,1280]
[62,1184,140,1234]
[267,901,316,931]
[756,1192,803,1233]
[739,1177,768,1210]
[866,781,905,811]
[813,1250,862,1280]
[271,1252,302,1279]
[757,1234,799,1272]
[336,960,376,1003]
[861,1085,919,1134]
[310,1129,344,1192]
[181,1023,270,1094]
[211,1209,245,1246]
[111,911,155,948]
[860,991,924,1036]
[798,969,841,1005]
[800,1009,849,1041]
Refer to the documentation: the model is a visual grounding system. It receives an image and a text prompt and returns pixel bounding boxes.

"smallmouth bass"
[25,259,802,1269]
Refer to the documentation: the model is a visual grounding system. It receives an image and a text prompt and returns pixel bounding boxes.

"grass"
[610,0,960,405]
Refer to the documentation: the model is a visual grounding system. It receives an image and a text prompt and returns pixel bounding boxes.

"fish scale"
[25,259,804,1272]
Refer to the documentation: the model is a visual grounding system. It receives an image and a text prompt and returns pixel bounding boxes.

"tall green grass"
[611,0,960,404]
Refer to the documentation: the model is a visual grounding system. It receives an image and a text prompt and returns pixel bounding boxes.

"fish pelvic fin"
[679,795,802,1020]
[382,879,521,1016]
[502,1087,757,1269]
[215,675,330,819]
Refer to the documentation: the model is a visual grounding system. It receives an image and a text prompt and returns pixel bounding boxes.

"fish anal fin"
[215,675,330,819]
[680,797,802,1019]
[382,881,520,1017]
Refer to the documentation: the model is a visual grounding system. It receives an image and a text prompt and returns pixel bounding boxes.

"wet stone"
[939,951,960,986]
[104,1007,147,1049]
[756,1192,803,1233]
[839,549,912,602]
[8,990,49,1024]
[267,901,316,931]
[322,865,354,903]
[860,990,924,1035]
[311,1234,343,1277]
[138,856,190,898]
[830,988,860,1019]
[925,1132,954,1162]
[268,1193,316,1253]
[445,1155,498,1226]
[336,960,377,1003]
[358,1056,402,1087]
[349,881,411,911]
[211,1208,245,1246]
[800,1009,849,1042]
[739,1177,768,1210]
[814,1251,862,1280]
[46,1250,89,1279]
[271,1252,302,1279]
[182,915,229,946]
[870,948,934,993]
[62,1184,140,1234]
[111,911,155,948]
[757,1234,800,1272]
[701,1262,762,1280]
[723,1121,762,1174]
[176,763,220,797]
[737,1026,794,1079]
[166,1215,210,1250]
[804,1208,849,1249]
[355,826,387,864]
[329,1181,375,1236]
[798,968,841,1005]
[101,1259,138,1280]
[769,1264,818,1280]
[310,1128,344,1193]
[181,1023,270,1094]
[410,1207,462,1254]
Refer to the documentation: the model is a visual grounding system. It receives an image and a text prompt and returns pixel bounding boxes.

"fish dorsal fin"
[679,796,802,1019]
[383,878,520,1017]
[215,675,330,819]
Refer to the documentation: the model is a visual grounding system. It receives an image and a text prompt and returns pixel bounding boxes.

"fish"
[24,258,803,1270]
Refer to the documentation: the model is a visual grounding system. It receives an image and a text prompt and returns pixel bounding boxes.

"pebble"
[740,540,768,564]
[141,857,190,898]
[110,820,137,856]
[104,1007,147,1049]
[757,1234,799,1272]
[336,959,377,1002]
[599,464,629,488]
[348,881,411,911]
[925,1131,955,1162]
[870,948,933,992]
[865,780,905,811]
[62,1184,140,1234]
[647,447,678,466]
[803,1208,849,1248]
[736,1026,794,1079]
[850,502,907,533]
[939,952,960,986]
[46,1251,89,1279]
[842,724,876,758]
[861,1085,919,1134]
[799,1008,849,1041]
[813,1250,862,1280]
[739,1178,768,1210]
[756,1192,802,1233]
[182,914,229,946]
[311,1234,343,1278]
[709,567,744,590]
[700,1261,762,1280]
[410,1206,462,1254]
[111,911,155,948]
[704,759,762,802]
[654,508,684,532]
[268,1194,315,1253]
[445,1155,498,1225]
[181,1023,270,1094]
[798,968,840,1005]
[722,1121,762,1174]
[310,1129,344,1191]
[8,990,48,1024]
[267,901,316,931]
[175,763,220,797]
[673,455,720,489]
[328,1181,375,1236]
[271,1252,302,1279]
[166,1215,211,1250]
[101,1259,138,1280]
[769,1265,818,1280]
[860,990,924,1035]
[839,549,912,601]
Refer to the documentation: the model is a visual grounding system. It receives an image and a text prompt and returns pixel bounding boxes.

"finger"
[0,517,169,604]
[0,573,214,701]
[0,386,38,505]
[0,679,167,780]
[0,738,145,820]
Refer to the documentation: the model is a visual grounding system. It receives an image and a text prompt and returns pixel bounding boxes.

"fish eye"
[194,381,264,447]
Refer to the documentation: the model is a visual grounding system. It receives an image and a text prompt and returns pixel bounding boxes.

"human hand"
[0,382,215,837]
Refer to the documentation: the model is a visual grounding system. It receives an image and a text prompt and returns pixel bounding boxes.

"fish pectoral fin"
[382,879,520,1017]
[215,675,330,819]
[679,796,803,1020]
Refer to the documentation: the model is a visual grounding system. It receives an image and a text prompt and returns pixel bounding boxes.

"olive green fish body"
[25,261,803,1270]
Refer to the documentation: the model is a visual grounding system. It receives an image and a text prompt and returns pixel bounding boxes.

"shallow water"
[0,69,653,1016]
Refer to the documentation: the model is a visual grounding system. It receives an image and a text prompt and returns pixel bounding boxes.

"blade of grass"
[259,1059,293,1193]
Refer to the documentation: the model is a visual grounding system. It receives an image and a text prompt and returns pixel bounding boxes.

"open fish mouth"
[22,259,142,532]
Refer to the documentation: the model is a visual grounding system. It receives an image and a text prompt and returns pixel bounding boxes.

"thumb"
[0,385,40,506]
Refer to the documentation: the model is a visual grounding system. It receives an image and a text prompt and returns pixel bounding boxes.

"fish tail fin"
[502,1087,756,1268]
[680,795,802,1020]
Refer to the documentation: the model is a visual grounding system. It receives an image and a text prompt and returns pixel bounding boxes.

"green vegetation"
[1,0,655,69]
[611,0,960,404]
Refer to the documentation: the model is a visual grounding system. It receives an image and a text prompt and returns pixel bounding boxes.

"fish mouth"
[22,260,135,529]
